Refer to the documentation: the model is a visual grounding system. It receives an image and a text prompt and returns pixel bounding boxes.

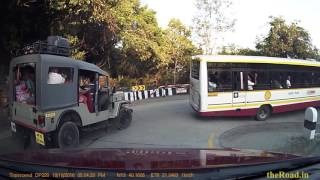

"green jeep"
[8,37,132,149]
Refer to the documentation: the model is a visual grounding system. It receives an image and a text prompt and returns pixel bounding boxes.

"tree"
[49,0,169,79]
[192,0,235,55]
[0,0,52,68]
[163,19,200,84]
[256,17,319,59]
[0,0,203,86]
[115,2,168,78]
[219,44,261,56]
[49,0,119,66]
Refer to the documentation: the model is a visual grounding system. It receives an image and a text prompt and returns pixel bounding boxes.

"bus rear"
[189,59,202,112]
[190,56,235,117]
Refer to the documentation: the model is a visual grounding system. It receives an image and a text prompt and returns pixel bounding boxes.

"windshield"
[2,0,320,178]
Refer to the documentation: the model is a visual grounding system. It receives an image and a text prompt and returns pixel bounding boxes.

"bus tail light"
[38,115,45,127]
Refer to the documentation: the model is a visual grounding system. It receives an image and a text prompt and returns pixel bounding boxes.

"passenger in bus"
[208,73,218,91]
[247,75,255,90]
[208,81,217,90]
[286,75,291,88]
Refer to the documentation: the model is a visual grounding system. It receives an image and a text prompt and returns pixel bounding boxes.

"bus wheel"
[57,121,79,149]
[255,105,271,121]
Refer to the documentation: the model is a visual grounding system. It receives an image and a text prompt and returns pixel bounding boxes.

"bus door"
[232,71,246,107]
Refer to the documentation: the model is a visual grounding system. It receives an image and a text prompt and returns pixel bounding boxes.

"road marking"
[208,132,215,148]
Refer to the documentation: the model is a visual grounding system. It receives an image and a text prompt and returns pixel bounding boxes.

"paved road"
[80,95,306,151]
[0,95,312,155]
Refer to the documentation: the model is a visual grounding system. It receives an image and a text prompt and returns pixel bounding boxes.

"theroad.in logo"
[267,171,309,179]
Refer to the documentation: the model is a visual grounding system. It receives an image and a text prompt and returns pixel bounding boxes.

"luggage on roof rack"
[13,36,70,57]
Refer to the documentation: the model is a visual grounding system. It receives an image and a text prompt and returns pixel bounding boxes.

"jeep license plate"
[35,131,45,146]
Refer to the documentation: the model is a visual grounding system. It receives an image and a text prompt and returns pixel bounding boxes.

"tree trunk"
[173,59,177,85]
[173,70,176,85]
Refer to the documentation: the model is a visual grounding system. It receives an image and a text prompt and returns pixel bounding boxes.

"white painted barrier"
[123,87,188,102]
[304,107,318,140]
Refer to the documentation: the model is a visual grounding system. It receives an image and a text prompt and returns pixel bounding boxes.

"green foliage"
[0,0,199,85]
[9,1,320,89]
[219,45,261,56]
[162,19,201,84]
[115,1,168,77]
[117,75,158,89]
[192,0,235,54]
[49,0,118,68]
[0,0,52,66]
[49,0,175,79]
[67,35,86,60]
[118,78,136,88]
[256,17,319,59]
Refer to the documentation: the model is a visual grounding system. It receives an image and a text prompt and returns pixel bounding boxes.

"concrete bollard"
[304,107,318,140]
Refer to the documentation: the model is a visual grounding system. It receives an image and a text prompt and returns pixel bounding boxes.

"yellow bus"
[189,55,320,120]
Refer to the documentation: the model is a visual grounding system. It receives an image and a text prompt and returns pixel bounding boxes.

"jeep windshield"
[1,0,320,179]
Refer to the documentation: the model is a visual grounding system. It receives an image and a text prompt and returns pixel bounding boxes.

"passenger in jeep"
[15,66,35,104]
[47,68,65,84]
[79,76,94,112]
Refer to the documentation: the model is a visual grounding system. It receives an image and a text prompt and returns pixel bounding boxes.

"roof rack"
[13,36,71,57]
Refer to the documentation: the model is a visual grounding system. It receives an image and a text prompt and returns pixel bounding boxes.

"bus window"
[208,71,232,92]
[284,72,293,88]
[207,62,232,92]
[218,71,232,91]
[302,72,312,87]
[247,72,256,90]
[254,71,270,90]
[291,71,301,88]
[232,71,244,91]
[270,71,283,89]
[315,73,320,86]
[311,72,320,87]
[191,60,200,80]
[208,72,218,91]
[279,72,287,88]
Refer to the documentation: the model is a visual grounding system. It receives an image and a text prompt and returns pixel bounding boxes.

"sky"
[140,0,320,49]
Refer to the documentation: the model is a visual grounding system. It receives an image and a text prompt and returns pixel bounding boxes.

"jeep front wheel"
[117,106,132,130]
[57,122,79,149]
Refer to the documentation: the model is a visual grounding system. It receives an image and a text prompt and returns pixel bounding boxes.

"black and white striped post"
[123,87,183,102]
[304,107,318,140]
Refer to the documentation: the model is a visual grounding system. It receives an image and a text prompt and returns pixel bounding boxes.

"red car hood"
[0,148,299,170]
